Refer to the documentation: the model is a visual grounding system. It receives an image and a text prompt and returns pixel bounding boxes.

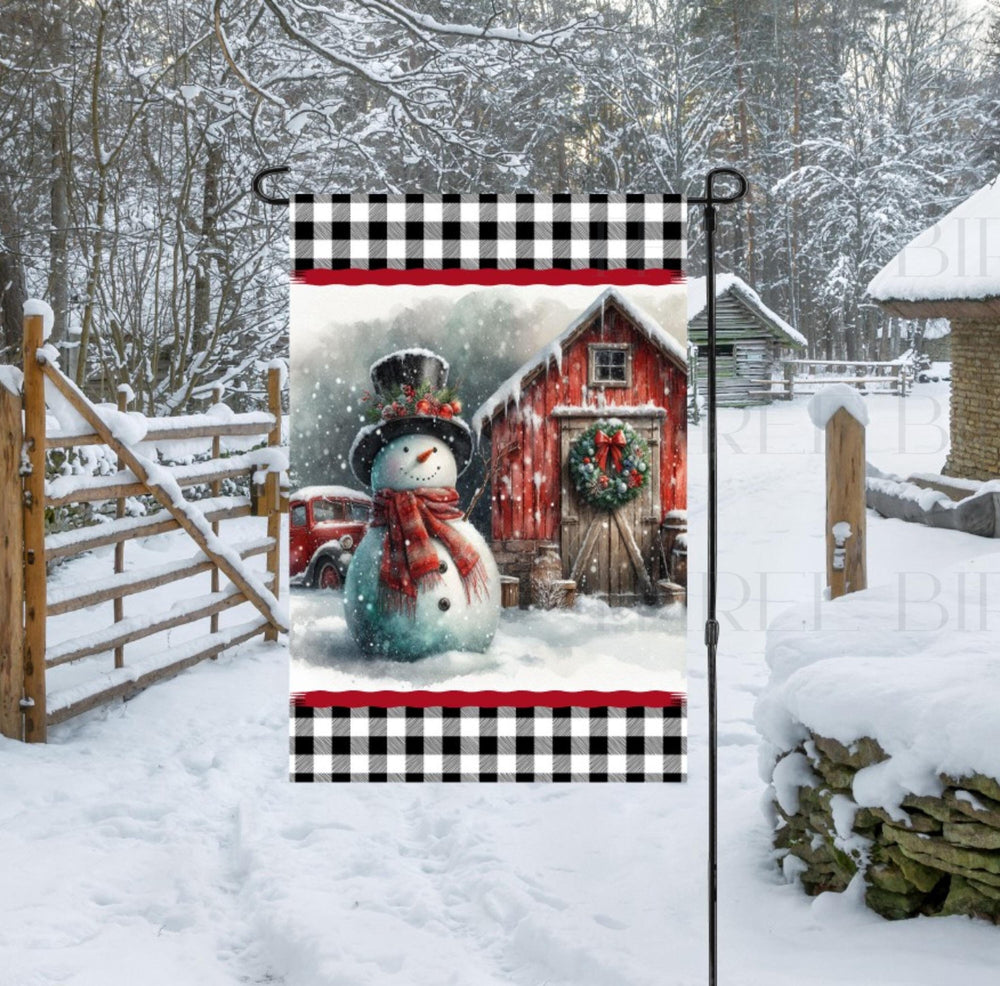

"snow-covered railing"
[0,308,288,743]
[751,357,914,401]
[45,408,278,450]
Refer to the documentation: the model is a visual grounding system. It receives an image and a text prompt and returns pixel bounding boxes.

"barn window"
[588,344,632,387]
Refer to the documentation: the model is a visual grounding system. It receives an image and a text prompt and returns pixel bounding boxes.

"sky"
[290,282,688,352]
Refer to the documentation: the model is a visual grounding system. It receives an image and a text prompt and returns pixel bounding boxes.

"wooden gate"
[558,412,663,606]
[0,312,288,743]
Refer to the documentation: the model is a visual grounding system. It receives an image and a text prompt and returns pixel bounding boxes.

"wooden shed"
[868,174,1000,480]
[687,273,805,405]
[473,288,686,607]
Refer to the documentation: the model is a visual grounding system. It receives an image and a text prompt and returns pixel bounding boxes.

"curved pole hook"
[690,166,749,206]
[252,165,290,207]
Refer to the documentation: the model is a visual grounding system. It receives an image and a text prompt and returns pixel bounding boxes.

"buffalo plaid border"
[291,703,686,782]
[291,194,685,273]
[289,193,687,783]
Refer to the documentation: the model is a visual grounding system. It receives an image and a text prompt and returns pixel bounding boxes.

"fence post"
[113,386,130,669]
[783,362,795,400]
[21,314,47,742]
[0,371,24,739]
[210,383,224,638]
[264,365,282,642]
[825,406,867,599]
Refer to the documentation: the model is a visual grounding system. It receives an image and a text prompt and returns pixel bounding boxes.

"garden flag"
[289,195,689,782]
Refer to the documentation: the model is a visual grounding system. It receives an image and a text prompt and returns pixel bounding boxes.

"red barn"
[473,288,687,606]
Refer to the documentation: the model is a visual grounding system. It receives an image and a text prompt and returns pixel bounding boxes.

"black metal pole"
[690,167,748,986]
[254,163,749,986]
[705,192,720,986]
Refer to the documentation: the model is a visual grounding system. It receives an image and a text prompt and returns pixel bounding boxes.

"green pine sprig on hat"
[361,381,462,423]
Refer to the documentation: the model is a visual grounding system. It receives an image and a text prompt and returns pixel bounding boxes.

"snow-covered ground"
[3,380,999,985]
[290,591,686,693]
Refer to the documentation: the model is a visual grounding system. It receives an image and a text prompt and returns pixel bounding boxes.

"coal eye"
[403,446,409,452]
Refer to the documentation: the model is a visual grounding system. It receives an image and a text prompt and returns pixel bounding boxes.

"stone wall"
[946,318,1000,480]
[773,733,1000,923]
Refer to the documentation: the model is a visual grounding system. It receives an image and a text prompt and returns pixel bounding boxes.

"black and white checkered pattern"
[291,704,686,782]
[291,194,685,272]
[289,190,687,784]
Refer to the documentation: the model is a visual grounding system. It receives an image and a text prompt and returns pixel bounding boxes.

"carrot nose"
[416,447,436,463]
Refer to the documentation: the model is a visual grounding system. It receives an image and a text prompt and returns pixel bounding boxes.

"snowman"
[345,349,501,660]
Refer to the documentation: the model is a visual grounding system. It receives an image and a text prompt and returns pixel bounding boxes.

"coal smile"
[407,462,444,483]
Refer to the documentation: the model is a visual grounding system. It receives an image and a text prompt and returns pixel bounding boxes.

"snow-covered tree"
[0,0,994,398]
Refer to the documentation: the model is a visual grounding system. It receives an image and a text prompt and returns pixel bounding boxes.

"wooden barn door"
[559,415,662,606]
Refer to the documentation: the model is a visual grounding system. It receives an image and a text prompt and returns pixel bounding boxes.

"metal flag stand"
[687,167,749,986]
[252,165,748,986]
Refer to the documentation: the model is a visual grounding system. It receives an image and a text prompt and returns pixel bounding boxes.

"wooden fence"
[0,313,288,743]
[752,358,912,400]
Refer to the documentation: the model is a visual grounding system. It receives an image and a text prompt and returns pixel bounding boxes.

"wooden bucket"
[499,575,521,609]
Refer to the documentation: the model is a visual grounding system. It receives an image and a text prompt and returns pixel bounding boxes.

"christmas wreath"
[568,419,651,510]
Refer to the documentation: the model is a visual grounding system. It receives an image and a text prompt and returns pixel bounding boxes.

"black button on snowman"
[345,349,501,660]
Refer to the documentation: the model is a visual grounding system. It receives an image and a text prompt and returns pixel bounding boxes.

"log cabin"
[687,273,805,406]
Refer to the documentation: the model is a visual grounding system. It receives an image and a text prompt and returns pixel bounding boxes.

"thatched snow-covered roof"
[868,175,1000,319]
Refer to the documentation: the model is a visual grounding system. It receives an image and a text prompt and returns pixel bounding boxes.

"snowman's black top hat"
[349,348,474,488]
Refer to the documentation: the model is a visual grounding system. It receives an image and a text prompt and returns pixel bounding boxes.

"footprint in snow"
[593,913,629,930]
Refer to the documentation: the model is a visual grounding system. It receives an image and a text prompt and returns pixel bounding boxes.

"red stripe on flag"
[292,268,685,288]
[291,690,686,709]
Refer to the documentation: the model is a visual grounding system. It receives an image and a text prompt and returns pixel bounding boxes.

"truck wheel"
[316,559,342,591]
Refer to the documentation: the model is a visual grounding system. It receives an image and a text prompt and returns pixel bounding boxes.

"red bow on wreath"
[594,428,627,473]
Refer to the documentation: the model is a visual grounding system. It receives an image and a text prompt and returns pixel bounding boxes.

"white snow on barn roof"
[686,274,806,347]
[473,287,685,432]
[868,174,1000,303]
[290,485,371,502]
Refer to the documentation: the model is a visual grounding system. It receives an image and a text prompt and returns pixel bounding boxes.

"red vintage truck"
[289,486,372,590]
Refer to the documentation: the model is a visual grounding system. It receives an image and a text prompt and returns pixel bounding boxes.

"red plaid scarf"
[371,487,487,617]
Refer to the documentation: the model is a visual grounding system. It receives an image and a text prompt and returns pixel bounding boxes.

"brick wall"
[945,318,1000,481]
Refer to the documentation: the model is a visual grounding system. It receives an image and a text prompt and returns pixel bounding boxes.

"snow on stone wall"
[756,557,1000,923]
[767,732,1000,922]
